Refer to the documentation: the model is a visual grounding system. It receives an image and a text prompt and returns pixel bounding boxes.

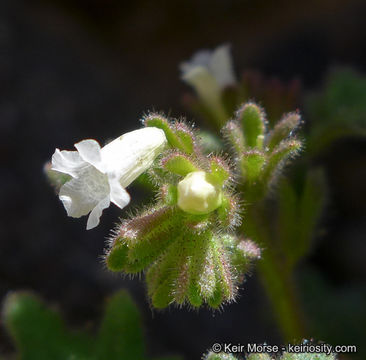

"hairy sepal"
[161,151,199,176]
[236,102,266,148]
[266,111,301,151]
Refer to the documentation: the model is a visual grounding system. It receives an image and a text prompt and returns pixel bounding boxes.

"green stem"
[243,204,307,341]
[257,250,305,341]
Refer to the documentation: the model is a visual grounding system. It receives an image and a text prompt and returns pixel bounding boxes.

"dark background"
[1,0,365,358]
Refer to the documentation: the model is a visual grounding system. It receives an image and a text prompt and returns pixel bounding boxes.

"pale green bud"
[177,171,222,215]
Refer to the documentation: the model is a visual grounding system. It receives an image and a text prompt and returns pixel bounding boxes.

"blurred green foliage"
[305,68,366,155]
[2,290,181,360]
[242,166,327,341]
[299,267,366,359]
[276,169,327,274]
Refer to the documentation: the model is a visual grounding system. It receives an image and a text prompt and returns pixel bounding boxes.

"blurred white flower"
[51,127,167,230]
[180,44,236,90]
[180,44,236,125]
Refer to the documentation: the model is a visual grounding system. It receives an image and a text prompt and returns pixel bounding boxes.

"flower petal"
[209,44,236,88]
[52,127,167,229]
[180,49,212,74]
[101,127,167,187]
[59,179,95,218]
[51,149,86,178]
[108,177,130,209]
[59,165,110,218]
[86,196,111,230]
[75,139,105,172]
[181,66,222,109]
[180,44,236,90]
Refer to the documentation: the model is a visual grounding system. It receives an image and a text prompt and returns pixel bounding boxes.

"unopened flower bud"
[177,171,222,215]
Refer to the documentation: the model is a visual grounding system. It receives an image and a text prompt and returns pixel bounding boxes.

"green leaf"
[296,169,326,260]
[134,172,157,191]
[211,240,235,302]
[187,231,216,302]
[144,114,196,154]
[159,184,178,205]
[231,239,261,272]
[144,114,183,149]
[95,290,145,360]
[222,120,245,154]
[3,292,92,360]
[106,243,129,272]
[106,207,180,273]
[146,236,187,308]
[237,102,266,148]
[216,195,240,230]
[262,139,302,187]
[2,290,182,360]
[151,278,175,308]
[278,169,326,270]
[174,122,196,154]
[266,112,301,151]
[305,68,366,155]
[207,284,224,309]
[277,178,298,264]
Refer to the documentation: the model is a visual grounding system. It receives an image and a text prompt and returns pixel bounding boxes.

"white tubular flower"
[180,44,236,125]
[177,171,222,215]
[180,44,236,90]
[51,127,167,230]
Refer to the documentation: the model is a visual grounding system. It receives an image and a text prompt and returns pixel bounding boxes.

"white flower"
[180,45,236,125]
[51,127,167,230]
[177,171,222,215]
[180,44,236,90]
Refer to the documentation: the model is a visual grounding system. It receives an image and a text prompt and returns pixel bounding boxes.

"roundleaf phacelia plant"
[105,113,261,309]
[47,97,302,310]
[104,101,302,310]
